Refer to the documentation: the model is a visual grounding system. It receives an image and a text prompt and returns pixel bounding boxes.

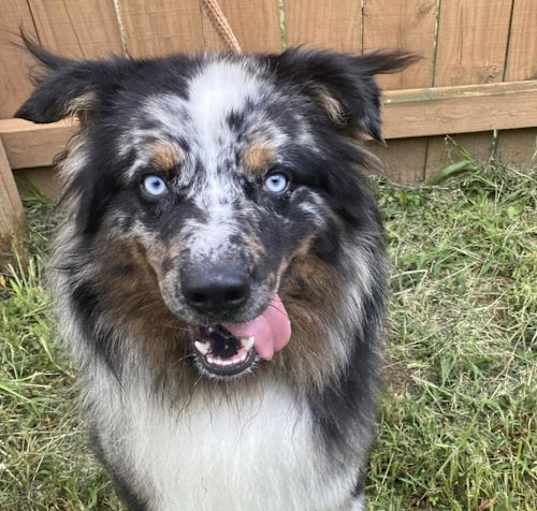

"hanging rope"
[201,0,242,54]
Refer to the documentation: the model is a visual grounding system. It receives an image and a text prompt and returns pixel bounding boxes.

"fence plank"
[434,0,513,86]
[425,0,513,179]
[383,81,537,138]
[6,81,537,169]
[497,0,537,168]
[28,0,123,58]
[202,0,281,52]
[504,0,537,80]
[367,138,429,183]
[363,0,438,90]
[119,0,205,57]
[285,0,362,52]
[363,0,439,182]
[0,1,39,119]
[0,118,77,170]
[0,139,24,260]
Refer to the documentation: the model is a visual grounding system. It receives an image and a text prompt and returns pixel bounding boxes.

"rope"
[112,0,129,56]
[201,0,242,54]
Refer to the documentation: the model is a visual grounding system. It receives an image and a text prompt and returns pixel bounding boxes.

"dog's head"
[17,40,415,380]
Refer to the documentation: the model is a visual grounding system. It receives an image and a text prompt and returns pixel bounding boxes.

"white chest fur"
[106,380,357,511]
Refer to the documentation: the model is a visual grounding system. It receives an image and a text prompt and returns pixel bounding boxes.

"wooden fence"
[1,0,537,253]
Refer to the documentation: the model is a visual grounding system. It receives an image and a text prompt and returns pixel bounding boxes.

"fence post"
[0,138,25,264]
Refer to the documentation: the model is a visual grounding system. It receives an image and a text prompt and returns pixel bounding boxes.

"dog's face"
[17,44,414,379]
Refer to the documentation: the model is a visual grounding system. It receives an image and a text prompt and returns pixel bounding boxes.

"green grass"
[1,163,536,510]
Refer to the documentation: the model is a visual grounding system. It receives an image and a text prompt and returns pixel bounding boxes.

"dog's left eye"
[142,175,168,197]
[264,172,289,194]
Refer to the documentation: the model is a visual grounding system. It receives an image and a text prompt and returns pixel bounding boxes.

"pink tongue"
[223,295,291,360]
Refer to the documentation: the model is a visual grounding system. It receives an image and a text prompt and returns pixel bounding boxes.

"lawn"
[1,162,536,510]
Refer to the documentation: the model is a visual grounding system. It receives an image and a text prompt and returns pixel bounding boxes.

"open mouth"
[193,325,259,377]
[190,294,292,379]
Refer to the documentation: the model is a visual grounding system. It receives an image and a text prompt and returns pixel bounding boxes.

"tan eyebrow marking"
[242,142,276,174]
[149,141,185,172]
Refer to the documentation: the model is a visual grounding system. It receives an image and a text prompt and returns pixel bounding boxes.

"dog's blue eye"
[264,173,289,194]
[143,175,168,197]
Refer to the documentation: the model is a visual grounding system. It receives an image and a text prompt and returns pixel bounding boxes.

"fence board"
[202,0,281,52]
[383,81,537,138]
[6,81,537,170]
[1,0,536,188]
[425,0,513,179]
[363,0,439,182]
[0,139,24,257]
[285,0,362,52]
[497,0,537,168]
[119,0,205,57]
[433,0,513,86]
[0,1,39,118]
[363,0,438,90]
[0,118,77,170]
[503,0,537,80]
[367,138,427,183]
[28,0,123,58]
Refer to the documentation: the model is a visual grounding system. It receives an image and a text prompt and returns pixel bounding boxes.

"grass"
[1,162,536,510]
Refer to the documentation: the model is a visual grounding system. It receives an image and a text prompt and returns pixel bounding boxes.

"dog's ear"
[14,35,128,124]
[267,48,418,142]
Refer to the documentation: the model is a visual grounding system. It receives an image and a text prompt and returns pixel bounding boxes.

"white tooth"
[207,354,217,364]
[195,341,210,355]
[241,336,255,350]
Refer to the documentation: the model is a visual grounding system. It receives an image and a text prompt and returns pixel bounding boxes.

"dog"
[16,38,415,510]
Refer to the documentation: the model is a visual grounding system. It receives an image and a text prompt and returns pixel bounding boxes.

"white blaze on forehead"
[186,59,264,153]
[185,60,266,247]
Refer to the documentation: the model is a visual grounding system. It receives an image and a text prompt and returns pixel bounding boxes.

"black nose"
[182,265,251,313]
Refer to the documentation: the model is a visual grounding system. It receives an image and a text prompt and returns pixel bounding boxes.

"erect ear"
[14,35,129,124]
[268,48,419,142]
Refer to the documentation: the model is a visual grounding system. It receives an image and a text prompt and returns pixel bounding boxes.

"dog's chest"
[118,381,353,511]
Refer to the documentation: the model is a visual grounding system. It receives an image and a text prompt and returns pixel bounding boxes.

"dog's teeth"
[240,336,255,350]
[195,341,210,355]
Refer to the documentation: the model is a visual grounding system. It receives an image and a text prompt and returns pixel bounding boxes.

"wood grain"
[425,0,513,178]
[383,80,537,138]
[497,0,537,168]
[367,138,430,183]
[0,1,39,118]
[202,0,281,52]
[0,118,77,170]
[363,0,439,182]
[28,0,123,58]
[504,0,537,80]
[4,81,537,169]
[15,166,61,200]
[118,0,205,57]
[363,0,438,90]
[433,0,513,86]
[285,0,362,52]
[0,139,24,258]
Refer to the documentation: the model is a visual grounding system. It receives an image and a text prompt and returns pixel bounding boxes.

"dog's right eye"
[142,175,168,197]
